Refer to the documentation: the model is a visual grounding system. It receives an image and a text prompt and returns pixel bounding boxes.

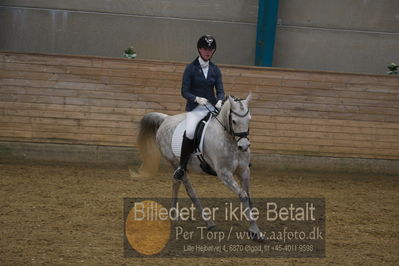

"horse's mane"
[217,96,230,125]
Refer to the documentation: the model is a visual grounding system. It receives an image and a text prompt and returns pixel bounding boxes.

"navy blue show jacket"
[181,57,225,111]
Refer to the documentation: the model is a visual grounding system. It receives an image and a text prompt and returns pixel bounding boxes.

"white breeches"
[185,103,215,139]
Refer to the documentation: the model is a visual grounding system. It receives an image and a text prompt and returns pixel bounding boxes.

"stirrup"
[173,167,185,180]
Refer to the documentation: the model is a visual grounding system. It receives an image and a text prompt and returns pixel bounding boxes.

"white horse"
[137,93,263,239]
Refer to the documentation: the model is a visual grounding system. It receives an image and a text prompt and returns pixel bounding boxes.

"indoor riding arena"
[1,52,398,265]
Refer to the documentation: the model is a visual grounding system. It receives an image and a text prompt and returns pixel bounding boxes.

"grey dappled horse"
[137,94,263,240]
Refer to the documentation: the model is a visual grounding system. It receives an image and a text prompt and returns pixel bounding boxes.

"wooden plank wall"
[1,52,398,160]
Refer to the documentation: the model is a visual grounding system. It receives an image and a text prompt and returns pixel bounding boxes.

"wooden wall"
[1,52,398,160]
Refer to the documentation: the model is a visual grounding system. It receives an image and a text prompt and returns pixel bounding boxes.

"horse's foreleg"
[218,171,246,199]
[182,174,216,230]
[240,167,250,193]
[240,166,252,209]
[219,170,264,240]
[237,166,263,239]
[218,171,251,212]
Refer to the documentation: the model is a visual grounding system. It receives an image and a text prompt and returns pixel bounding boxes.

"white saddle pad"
[171,118,211,157]
[171,120,186,157]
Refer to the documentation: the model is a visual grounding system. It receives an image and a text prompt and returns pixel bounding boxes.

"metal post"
[255,0,279,67]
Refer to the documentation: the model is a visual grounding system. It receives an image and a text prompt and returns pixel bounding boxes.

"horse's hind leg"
[181,174,216,230]
[171,178,181,218]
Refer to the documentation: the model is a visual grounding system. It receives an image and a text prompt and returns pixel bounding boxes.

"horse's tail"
[137,112,168,177]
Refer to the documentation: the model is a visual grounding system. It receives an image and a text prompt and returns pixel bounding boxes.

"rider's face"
[198,48,215,61]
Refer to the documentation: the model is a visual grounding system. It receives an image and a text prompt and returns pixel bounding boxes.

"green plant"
[387,63,398,75]
[124,46,136,59]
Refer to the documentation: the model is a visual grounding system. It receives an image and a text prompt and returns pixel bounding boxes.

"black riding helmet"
[197,35,217,50]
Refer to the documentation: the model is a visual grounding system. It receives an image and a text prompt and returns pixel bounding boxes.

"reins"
[205,104,227,131]
[205,97,250,142]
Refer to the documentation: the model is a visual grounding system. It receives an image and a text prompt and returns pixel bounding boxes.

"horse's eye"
[232,120,237,125]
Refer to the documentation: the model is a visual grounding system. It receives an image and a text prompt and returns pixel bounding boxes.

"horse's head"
[219,93,252,152]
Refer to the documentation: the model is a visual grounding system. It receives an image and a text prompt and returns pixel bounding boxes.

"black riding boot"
[173,133,194,180]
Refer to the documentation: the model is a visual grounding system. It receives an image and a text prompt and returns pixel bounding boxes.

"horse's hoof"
[249,231,265,242]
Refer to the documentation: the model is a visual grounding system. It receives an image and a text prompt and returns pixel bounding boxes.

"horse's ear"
[245,92,252,105]
[228,95,235,106]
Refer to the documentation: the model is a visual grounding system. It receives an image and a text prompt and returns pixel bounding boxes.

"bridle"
[206,96,250,143]
[229,106,250,142]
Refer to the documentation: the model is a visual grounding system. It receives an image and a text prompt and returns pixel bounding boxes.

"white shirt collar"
[198,56,209,68]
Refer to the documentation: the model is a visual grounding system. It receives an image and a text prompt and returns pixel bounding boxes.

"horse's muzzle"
[238,138,250,152]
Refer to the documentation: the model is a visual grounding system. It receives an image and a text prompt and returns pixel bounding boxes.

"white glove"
[195,97,208,106]
[215,100,222,109]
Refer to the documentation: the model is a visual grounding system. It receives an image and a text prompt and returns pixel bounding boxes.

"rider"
[173,34,225,180]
